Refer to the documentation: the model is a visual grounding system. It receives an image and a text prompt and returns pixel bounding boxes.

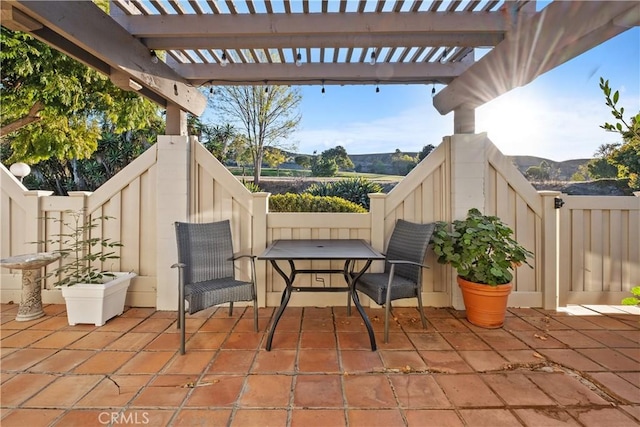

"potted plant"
[622,286,640,306]
[42,209,136,326]
[431,208,533,328]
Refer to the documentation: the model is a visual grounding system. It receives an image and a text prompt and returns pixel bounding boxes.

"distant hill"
[345,153,589,180]
[506,156,590,181]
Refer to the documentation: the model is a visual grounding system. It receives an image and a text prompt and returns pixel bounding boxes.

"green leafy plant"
[305,177,383,210]
[622,286,640,306]
[244,181,262,193]
[40,209,123,286]
[431,208,533,285]
[269,193,366,213]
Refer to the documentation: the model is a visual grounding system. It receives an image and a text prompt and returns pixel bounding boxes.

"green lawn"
[228,167,403,182]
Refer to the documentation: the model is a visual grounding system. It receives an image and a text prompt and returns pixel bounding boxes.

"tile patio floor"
[1,303,638,427]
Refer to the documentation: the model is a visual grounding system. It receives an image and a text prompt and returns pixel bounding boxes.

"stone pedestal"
[0,253,60,321]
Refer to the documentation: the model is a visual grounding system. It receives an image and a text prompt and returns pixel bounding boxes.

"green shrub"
[305,177,383,210]
[269,193,367,213]
[244,181,262,193]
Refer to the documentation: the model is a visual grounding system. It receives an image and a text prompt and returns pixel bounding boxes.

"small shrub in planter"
[39,209,136,326]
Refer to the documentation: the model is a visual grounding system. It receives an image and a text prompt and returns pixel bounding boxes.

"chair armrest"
[232,254,257,261]
[231,254,257,285]
[171,263,186,269]
[387,259,430,269]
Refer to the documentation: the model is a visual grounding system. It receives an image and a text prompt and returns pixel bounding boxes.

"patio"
[1,303,638,427]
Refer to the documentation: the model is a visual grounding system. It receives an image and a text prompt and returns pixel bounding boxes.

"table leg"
[265,260,294,351]
[349,260,377,351]
[16,268,45,322]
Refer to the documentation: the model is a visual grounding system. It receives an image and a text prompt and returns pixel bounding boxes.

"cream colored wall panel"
[587,210,603,292]
[607,211,622,290]
[139,167,157,277]
[627,209,640,288]
[88,146,157,212]
[571,209,585,292]
[566,196,637,210]
[120,178,141,274]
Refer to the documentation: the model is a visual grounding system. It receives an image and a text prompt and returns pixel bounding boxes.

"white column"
[449,133,489,309]
[155,135,190,310]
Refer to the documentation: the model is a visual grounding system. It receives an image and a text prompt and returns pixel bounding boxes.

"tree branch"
[0,101,45,138]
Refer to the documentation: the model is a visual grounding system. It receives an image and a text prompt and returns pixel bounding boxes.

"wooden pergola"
[2,0,638,134]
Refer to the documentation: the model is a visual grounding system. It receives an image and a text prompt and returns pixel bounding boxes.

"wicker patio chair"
[352,219,436,343]
[172,220,258,354]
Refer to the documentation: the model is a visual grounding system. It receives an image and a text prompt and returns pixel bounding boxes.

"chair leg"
[384,303,390,343]
[253,298,259,332]
[416,290,428,330]
[179,302,186,355]
[228,302,234,317]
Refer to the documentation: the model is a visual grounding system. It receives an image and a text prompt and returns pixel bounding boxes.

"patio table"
[259,239,385,351]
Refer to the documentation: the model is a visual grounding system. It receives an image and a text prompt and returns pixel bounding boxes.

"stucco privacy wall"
[2,135,638,309]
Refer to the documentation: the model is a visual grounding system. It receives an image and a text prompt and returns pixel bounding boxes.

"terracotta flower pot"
[457,276,512,328]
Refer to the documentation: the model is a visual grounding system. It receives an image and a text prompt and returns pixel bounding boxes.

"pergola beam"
[116,12,507,39]
[178,61,469,86]
[146,33,502,51]
[433,1,640,115]
[8,0,206,115]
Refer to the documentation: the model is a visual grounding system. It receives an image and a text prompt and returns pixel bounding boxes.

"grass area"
[228,167,404,182]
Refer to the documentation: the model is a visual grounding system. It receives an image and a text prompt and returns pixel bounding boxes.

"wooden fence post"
[252,192,270,308]
[539,191,561,309]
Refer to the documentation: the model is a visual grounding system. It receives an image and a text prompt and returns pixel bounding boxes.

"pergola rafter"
[1,0,638,119]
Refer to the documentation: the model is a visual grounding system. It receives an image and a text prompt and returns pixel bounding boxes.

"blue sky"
[203,3,639,162]
[295,25,639,161]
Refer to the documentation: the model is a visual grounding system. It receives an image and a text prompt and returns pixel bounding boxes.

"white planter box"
[61,272,136,326]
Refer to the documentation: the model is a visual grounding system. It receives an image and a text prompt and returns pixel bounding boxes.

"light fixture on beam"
[296,49,303,67]
[220,52,229,67]
[150,50,159,64]
[431,84,436,98]
[369,51,376,65]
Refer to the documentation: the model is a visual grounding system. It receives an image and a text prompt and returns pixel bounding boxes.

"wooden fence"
[1,135,638,310]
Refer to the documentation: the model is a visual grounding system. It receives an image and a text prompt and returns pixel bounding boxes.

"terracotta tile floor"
[1,303,639,427]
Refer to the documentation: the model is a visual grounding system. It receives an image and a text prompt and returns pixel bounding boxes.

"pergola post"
[453,105,475,134]
[166,104,188,136]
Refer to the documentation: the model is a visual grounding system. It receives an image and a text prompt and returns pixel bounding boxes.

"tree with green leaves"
[263,147,287,176]
[213,85,301,185]
[525,160,551,181]
[418,144,436,161]
[320,146,354,170]
[591,78,640,189]
[391,149,418,175]
[1,28,161,165]
[294,155,311,169]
